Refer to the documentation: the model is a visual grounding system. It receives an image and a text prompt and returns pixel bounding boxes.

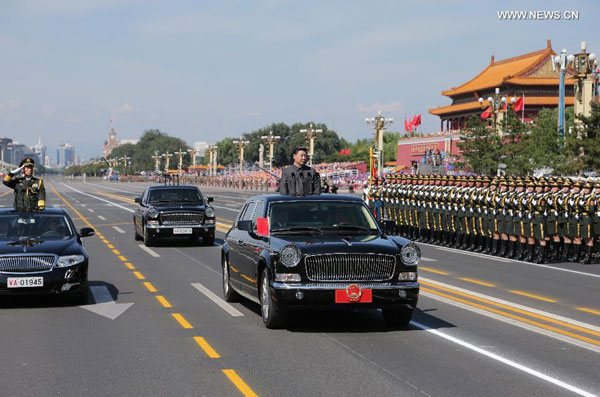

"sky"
[0,0,598,162]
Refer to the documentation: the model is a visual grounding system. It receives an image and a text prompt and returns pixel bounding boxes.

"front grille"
[305,253,396,282]
[160,212,204,225]
[0,255,56,273]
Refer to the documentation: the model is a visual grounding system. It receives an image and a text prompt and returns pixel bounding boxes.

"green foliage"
[500,110,531,175]
[456,116,503,174]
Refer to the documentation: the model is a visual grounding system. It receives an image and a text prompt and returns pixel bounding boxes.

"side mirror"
[382,219,396,235]
[80,227,95,237]
[207,197,214,203]
[134,197,141,203]
[237,220,253,232]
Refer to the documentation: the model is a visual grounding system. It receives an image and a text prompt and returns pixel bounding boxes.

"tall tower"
[103,128,119,158]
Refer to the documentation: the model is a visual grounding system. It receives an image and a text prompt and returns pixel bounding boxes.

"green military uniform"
[3,157,46,212]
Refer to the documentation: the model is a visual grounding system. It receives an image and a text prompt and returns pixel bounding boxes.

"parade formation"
[367,174,600,265]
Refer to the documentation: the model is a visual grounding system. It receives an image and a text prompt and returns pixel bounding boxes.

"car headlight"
[400,244,420,266]
[56,255,85,268]
[205,207,215,218]
[280,245,301,267]
[147,208,159,218]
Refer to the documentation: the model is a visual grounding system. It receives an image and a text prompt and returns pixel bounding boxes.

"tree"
[500,109,531,175]
[456,116,503,174]
[525,108,565,174]
[573,102,600,174]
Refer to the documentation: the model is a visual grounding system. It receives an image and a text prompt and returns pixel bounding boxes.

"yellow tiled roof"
[429,96,574,116]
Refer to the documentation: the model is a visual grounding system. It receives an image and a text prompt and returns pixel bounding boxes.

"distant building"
[33,137,46,166]
[57,143,75,168]
[102,128,139,157]
[194,141,208,158]
[0,137,13,165]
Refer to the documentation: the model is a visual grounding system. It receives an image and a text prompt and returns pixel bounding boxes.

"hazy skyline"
[1,0,598,160]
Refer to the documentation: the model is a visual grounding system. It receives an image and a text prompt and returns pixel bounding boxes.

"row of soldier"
[366,174,600,265]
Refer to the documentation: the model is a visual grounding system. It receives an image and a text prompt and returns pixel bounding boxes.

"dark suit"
[279,164,321,196]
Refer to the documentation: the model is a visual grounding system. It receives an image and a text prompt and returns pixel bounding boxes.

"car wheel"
[259,269,287,329]
[203,233,215,246]
[134,220,143,241]
[143,224,154,247]
[222,256,240,302]
[382,306,414,328]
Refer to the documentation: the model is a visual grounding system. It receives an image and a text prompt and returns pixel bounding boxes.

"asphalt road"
[2,177,600,397]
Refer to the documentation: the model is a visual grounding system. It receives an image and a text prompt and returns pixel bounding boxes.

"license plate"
[7,277,44,288]
[173,228,193,235]
[335,287,372,303]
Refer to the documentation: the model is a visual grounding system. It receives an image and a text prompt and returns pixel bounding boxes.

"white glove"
[10,165,24,175]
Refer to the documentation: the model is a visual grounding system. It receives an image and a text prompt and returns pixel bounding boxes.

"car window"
[251,201,264,222]
[147,188,202,204]
[241,202,256,221]
[268,201,378,231]
[0,214,74,240]
[237,203,250,223]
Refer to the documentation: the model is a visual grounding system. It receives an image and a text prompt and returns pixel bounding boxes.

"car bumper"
[270,281,419,308]
[0,264,88,296]
[145,224,215,236]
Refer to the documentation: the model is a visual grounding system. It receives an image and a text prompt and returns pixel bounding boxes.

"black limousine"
[0,208,94,303]
[221,194,420,328]
[133,185,216,246]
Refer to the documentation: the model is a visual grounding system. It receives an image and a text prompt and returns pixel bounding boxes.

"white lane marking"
[420,241,600,279]
[212,204,239,212]
[87,208,95,213]
[191,282,244,317]
[82,181,142,194]
[171,248,221,276]
[421,291,600,354]
[80,204,86,207]
[61,183,135,213]
[138,244,160,257]
[80,286,134,320]
[98,215,106,221]
[412,320,598,397]
[420,257,437,262]
[113,226,126,234]
[420,277,600,334]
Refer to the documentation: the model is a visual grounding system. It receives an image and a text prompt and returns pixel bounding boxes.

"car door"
[227,202,254,289]
[239,200,264,295]
[135,188,148,235]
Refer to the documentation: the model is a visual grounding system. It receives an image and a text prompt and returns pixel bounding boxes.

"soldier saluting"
[2,157,46,212]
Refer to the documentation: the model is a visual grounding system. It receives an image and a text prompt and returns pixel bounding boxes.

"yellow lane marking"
[112,249,120,255]
[48,185,94,229]
[422,287,600,347]
[172,313,193,329]
[194,336,221,358]
[459,277,496,287]
[240,274,256,284]
[509,290,558,303]
[420,267,449,275]
[577,307,600,316]
[156,295,172,308]
[222,369,258,397]
[107,244,115,248]
[133,271,145,280]
[0,191,11,197]
[119,255,128,262]
[125,262,136,270]
[94,190,135,203]
[421,281,600,338]
[143,282,157,292]
[230,266,239,273]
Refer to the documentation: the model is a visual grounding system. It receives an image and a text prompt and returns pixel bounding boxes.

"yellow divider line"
[125,262,136,270]
[112,249,120,255]
[421,280,600,338]
[459,277,496,287]
[194,336,221,358]
[144,282,157,292]
[172,313,193,329]
[509,290,558,303]
[133,271,145,280]
[107,244,115,248]
[222,369,258,397]
[156,295,172,308]
[422,287,600,347]
[420,267,449,275]
[577,307,600,316]
[118,255,128,262]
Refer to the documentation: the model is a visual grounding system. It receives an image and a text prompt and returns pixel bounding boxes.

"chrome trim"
[145,224,215,230]
[159,211,204,226]
[304,253,396,282]
[0,254,58,275]
[271,281,419,290]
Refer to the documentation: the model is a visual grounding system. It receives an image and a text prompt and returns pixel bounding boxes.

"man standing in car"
[3,157,46,212]
[279,147,321,196]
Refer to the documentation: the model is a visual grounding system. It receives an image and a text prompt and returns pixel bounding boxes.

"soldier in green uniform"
[3,157,46,212]
[568,180,583,262]
[579,180,595,264]
[545,178,561,260]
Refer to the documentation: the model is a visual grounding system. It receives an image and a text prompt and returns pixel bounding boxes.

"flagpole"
[522,92,525,122]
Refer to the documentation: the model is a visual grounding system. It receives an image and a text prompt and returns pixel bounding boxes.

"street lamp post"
[162,151,173,173]
[207,145,218,176]
[187,148,198,169]
[299,124,322,167]
[152,151,161,173]
[261,130,280,172]
[569,41,598,125]
[478,87,516,135]
[365,111,393,177]
[174,149,187,176]
[232,139,249,175]
[553,48,569,139]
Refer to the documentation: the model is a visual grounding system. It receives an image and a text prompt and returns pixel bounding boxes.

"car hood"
[0,238,84,257]
[270,234,408,256]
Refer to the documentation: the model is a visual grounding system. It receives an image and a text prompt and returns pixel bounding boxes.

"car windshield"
[269,201,379,235]
[148,189,203,204]
[0,213,74,241]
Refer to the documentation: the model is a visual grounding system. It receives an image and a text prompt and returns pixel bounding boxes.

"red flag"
[404,117,412,132]
[415,114,421,126]
[481,106,492,120]
[344,149,351,155]
[412,114,421,127]
[502,101,507,112]
[338,149,344,155]
[256,217,269,236]
[513,95,524,112]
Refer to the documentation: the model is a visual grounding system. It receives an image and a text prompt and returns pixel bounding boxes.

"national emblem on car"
[345,284,362,302]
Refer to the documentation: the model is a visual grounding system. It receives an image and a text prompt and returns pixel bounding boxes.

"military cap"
[475,175,483,182]
[573,179,584,188]
[483,176,491,183]
[583,181,594,189]
[563,178,573,187]
[19,157,35,167]
[508,180,516,187]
